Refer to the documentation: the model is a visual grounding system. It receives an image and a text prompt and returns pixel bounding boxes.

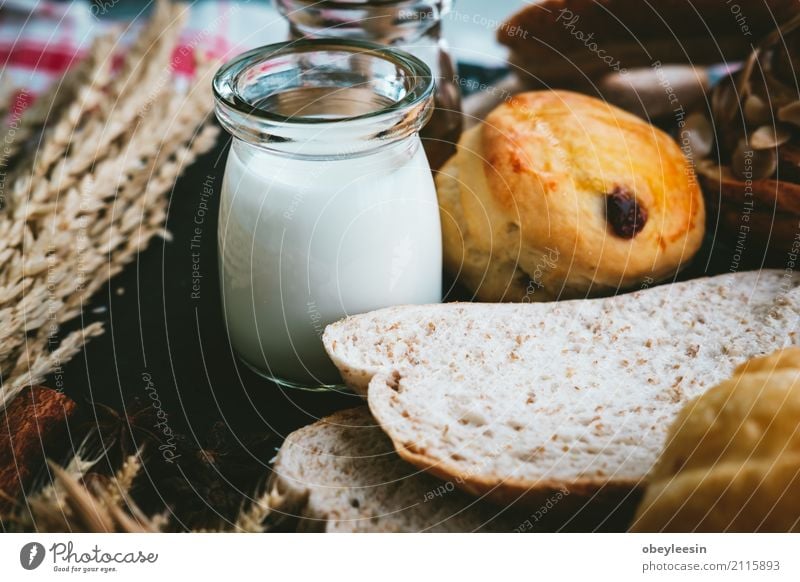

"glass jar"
[276,0,462,170]
[213,40,442,388]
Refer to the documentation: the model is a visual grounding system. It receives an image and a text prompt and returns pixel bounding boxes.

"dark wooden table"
[46,80,743,530]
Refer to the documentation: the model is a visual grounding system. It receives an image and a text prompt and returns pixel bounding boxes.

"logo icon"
[20,542,46,570]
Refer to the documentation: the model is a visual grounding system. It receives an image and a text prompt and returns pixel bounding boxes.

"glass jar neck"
[231,128,422,163]
[213,40,434,160]
[276,0,450,44]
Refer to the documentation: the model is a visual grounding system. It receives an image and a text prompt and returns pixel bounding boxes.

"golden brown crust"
[734,348,800,375]
[499,0,798,82]
[437,90,705,302]
[392,437,641,510]
[632,348,800,532]
[633,458,800,532]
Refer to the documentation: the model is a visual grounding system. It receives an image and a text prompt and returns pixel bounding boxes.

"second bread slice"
[325,270,800,506]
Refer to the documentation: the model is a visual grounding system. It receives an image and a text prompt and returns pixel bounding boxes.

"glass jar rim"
[212,39,434,127]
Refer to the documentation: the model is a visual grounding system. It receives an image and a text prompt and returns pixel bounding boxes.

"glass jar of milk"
[213,40,442,389]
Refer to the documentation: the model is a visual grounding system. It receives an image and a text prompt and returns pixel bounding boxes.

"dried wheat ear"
[0,0,219,411]
[3,440,286,533]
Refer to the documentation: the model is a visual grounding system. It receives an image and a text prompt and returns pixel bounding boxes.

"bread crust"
[385,426,642,510]
[498,0,798,82]
[365,371,646,511]
[270,407,529,532]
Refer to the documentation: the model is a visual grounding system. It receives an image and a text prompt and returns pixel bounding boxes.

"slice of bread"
[323,271,800,506]
[269,407,524,532]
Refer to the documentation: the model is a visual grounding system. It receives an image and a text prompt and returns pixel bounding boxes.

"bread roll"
[632,348,800,532]
[436,90,705,302]
[497,0,798,85]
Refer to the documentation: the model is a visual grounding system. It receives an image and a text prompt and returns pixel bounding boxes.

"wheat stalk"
[4,447,286,532]
[5,454,167,533]
[234,485,283,533]
[0,0,218,410]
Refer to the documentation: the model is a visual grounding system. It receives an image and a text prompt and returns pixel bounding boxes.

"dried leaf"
[744,94,773,127]
[749,124,793,149]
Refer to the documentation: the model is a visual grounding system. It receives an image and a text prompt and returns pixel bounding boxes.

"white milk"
[218,137,442,386]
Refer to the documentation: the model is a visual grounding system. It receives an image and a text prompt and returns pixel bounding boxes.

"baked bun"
[436,90,705,302]
[632,348,800,532]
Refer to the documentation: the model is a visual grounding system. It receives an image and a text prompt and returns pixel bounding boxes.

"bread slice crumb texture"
[270,407,528,532]
[323,271,800,504]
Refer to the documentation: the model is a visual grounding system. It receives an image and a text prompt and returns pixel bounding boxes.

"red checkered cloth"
[0,0,287,113]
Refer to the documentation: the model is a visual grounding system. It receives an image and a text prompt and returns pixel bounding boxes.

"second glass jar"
[276,0,462,170]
